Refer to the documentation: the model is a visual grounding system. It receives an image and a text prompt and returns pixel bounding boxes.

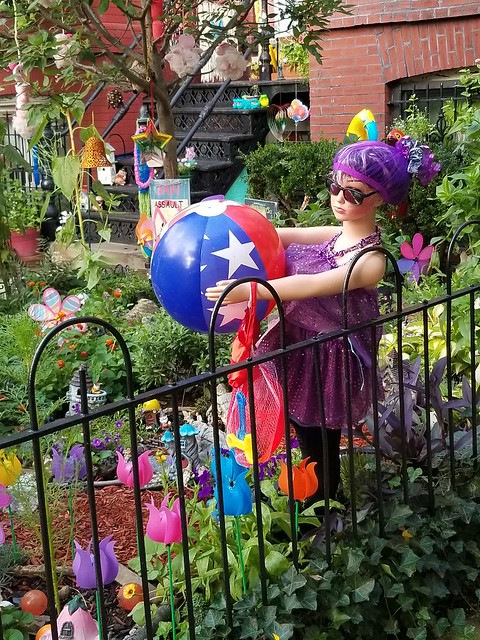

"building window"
[388,72,472,140]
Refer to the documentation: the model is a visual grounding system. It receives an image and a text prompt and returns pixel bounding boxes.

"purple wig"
[333,141,412,205]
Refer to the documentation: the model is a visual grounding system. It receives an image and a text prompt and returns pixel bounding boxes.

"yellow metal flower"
[0,450,22,487]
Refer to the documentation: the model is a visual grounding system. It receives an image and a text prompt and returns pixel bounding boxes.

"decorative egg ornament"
[150,197,285,333]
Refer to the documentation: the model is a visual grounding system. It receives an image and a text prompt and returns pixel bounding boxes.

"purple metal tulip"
[116,450,153,487]
[146,494,183,545]
[72,535,119,589]
[52,444,87,483]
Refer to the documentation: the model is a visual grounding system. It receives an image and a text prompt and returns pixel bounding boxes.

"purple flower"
[115,421,123,429]
[52,445,87,483]
[104,436,111,446]
[73,535,119,588]
[195,469,214,501]
[91,438,105,450]
[290,437,299,450]
[0,524,4,545]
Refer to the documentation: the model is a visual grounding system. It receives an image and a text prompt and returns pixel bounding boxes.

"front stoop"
[51,242,150,274]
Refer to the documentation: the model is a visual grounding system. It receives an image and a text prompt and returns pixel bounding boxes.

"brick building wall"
[309,0,480,141]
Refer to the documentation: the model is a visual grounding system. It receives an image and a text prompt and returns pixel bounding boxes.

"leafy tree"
[0,0,348,177]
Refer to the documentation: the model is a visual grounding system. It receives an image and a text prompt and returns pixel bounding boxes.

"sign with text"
[150,179,191,235]
[245,198,278,220]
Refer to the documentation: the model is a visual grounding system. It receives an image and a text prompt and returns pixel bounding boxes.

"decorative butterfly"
[397,233,434,282]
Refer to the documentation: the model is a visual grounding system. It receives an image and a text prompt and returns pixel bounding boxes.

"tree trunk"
[152,53,178,179]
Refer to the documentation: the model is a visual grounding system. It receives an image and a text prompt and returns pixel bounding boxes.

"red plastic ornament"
[20,589,48,615]
[117,583,144,611]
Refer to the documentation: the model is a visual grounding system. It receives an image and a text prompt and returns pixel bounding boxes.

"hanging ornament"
[165,34,202,79]
[53,33,75,69]
[214,42,249,81]
[131,119,172,153]
[9,62,35,140]
[106,88,124,109]
[81,135,112,168]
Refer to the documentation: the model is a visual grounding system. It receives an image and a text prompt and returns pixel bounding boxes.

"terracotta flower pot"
[8,227,40,260]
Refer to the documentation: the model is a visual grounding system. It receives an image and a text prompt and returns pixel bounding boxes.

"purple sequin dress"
[256,231,382,430]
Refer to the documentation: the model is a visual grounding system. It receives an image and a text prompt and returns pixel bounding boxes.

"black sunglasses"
[325,176,377,206]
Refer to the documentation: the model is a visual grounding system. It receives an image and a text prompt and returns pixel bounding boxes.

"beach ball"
[150,197,285,333]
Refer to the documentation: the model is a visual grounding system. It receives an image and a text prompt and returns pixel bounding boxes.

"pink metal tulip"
[116,450,153,487]
[146,494,183,545]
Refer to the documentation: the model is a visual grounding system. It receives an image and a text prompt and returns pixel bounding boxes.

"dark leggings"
[294,423,342,501]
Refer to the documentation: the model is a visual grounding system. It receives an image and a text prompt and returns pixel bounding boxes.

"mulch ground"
[9,485,163,565]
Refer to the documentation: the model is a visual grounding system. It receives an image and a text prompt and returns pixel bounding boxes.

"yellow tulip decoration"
[0,450,22,558]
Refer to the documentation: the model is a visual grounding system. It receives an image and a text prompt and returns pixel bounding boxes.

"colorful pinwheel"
[28,287,83,331]
[287,98,310,123]
[135,214,154,259]
[397,233,434,282]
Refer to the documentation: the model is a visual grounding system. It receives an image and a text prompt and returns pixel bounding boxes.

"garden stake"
[7,504,18,559]
[234,516,247,594]
[95,589,104,639]
[68,485,75,558]
[295,501,299,541]
[167,544,177,640]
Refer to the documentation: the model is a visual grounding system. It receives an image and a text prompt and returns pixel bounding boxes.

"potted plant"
[5,178,49,260]
[280,38,310,80]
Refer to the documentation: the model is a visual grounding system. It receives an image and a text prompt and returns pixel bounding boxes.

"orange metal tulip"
[278,457,318,502]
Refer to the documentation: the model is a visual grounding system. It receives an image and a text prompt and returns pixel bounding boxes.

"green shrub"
[243,140,340,215]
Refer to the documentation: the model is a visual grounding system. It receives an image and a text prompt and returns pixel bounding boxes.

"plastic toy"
[287,98,310,123]
[232,96,261,110]
[346,109,378,140]
[150,197,286,333]
[386,128,405,145]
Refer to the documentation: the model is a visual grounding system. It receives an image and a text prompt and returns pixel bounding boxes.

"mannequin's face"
[328,174,383,223]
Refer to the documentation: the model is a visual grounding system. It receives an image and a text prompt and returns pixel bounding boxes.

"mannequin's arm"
[205,251,385,304]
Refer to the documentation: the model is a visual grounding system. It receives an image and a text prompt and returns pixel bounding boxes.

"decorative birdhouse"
[67,364,107,416]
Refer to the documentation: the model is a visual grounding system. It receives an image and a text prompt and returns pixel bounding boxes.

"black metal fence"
[0,225,479,639]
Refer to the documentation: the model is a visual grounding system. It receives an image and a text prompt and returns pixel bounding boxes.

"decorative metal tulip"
[211,449,253,593]
[0,451,22,558]
[146,494,183,640]
[116,451,153,487]
[278,457,319,537]
[72,535,119,639]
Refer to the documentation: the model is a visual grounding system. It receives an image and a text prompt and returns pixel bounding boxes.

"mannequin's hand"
[205,280,250,304]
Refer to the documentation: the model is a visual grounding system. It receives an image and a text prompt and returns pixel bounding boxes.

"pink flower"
[146,494,183,544]
[116,451,153,487]
[0,524,5,545]
[398,233,434,282]
[0,485,12,508]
